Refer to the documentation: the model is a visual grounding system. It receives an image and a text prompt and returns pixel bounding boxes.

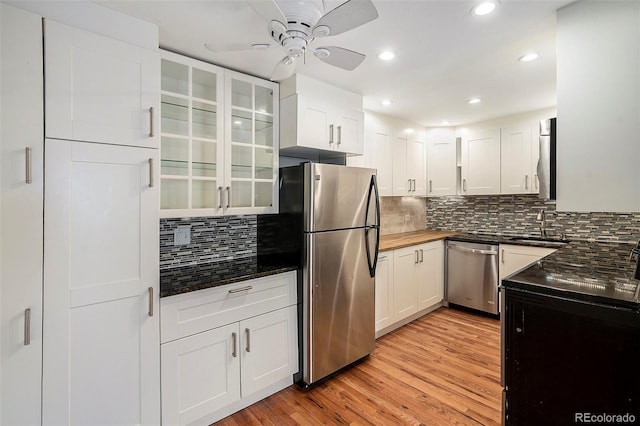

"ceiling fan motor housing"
[271,0,325,54]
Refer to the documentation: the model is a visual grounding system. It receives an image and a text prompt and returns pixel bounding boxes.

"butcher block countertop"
[379,230,460,252]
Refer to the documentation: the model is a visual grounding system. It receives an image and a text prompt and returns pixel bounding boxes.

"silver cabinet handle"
[218,187,223,208]
[245,328,251,352]
[226,186,231,208]
[148,287,154,317]
[25,147,33,184]
[329,124,334,145]
[408,179,412,192]
[534,174,539,190]
[337,125,342,145]
[463,179,467,192]
[449,245,498,256]
[24,308,31,346]
[420,249,424,263]
[149,107,154,137]
[429,180,433,193]
[379,255,387,260]
[415,250,419,264]
[413,179,417,192]
[525,175,529,190]
[228,285,253,294]
[148,158,154,187]
[502,249,505,264]
[232,332,237,358]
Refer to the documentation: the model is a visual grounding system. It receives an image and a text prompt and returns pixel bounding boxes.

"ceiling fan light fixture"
[312,25,331,38]
[471,0,499,16]
[519,52,539,62]
[378,50,396,61]
[313,48,331,59]
[282,55,296,66]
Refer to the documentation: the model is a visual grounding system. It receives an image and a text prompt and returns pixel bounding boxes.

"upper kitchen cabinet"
[280,74,364,156]
[426,128,457,197]
[365,122,393,196]
[557,1,640,212]
[500,124,534,194]
[393,132,426,196]
[461,129,501,195]
[44,19,159,148]
[159,51,279,217]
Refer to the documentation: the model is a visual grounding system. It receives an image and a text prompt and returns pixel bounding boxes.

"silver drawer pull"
[329,124,334,144]
[25,147,33,184]
[148,158,154,187]
[449,245,497,256]
[218,187,223,209]
[228,286,253,294]
[226,186,231,208]
[149,107,154,137]
[245,328,251,352]
[420,249,424,263]
[24,308,31,346]
[337,125,342,145]
[148,287,154,317]
[232,332,237,358]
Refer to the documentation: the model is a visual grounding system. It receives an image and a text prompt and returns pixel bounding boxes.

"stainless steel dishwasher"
[446,240,499,315]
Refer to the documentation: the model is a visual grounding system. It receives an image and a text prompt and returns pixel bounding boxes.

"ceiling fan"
[206,0,379,81]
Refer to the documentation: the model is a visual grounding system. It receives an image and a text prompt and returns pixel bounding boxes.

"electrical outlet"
[174,226,191,246]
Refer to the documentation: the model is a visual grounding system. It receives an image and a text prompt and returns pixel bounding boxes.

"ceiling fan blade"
[313,0,379,37]
[245,0,287,26]
[314,46,365,71]
[270,56,296,81]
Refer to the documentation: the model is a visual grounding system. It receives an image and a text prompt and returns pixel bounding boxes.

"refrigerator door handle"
[364,174,381,278]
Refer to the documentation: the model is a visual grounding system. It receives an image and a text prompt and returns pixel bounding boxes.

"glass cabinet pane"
[161,179,188,209]
[192,101,217,140]
[231,79,252,109]
[161,95,188,136]
[161,136,188,176]
[192,180,217,209]
[192,140,217,177]
[231,145,252,178]
[231,181,251,207]
[255,85,273,114]
[161,60,188,95]
[231,109,252,144]
[255,148,273,179]
[255,182,273,207]
[255,113,273,147]
[192,68,217,101]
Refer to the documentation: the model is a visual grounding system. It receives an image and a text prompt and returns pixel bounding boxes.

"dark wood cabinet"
[503,288,640,425]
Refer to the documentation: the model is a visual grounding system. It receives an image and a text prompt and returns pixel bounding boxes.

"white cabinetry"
[393,134,426,196]
[0,5,44,424]
[160,51,279,217]
[366,124,393,196]
[500,124,535,194]
[44,19,159,148]
[461,129,501,195]
[375,240,444,336]
[426,131,457,196]
[160,272,298,426]
[43,139,160,425]
[280,74,363,156]
[499,244,557,281]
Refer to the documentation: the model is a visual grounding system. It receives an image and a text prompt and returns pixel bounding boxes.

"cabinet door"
[407,136,427,195]
[43,140,160,426]
[461,129,501,195]
[334,108,364,155]
[225,71,279,215]
[417,241,444,310]
[393,247,419,321]
[0,5,44,425]
[531,123,541,194]
[392,135,410,195]
[375,253,394,332]
[427,138,457,196]
[367,127,393,196]
[499,244,556,281]
[500,125,533,194]
[161,324,241,426]
[240,306,298,398]
[44,20,159,148]
[298,96,332,150]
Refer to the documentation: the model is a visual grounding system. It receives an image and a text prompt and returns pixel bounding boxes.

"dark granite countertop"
[160,257,298,298]
[502,240,640,309]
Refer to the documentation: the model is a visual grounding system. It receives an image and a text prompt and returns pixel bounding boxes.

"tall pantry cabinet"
[1,4,161,425]
[0,5,44,425]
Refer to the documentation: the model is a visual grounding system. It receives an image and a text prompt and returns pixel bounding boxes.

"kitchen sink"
[509,237,570,247]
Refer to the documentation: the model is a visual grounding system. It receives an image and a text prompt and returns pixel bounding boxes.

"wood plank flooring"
[215,307,502,425]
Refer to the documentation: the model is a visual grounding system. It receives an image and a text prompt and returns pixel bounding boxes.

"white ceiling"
[97,0,574,127]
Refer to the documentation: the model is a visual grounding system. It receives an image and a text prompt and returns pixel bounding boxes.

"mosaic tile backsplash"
[425,195,640,243]
[160,216,257,269]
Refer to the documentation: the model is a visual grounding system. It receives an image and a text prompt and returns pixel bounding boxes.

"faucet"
[536,209,546,238]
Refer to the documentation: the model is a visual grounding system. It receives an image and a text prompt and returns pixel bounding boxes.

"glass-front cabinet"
[160,51,278,217]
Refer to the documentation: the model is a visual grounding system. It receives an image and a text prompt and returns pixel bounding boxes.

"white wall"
[454,107,556,138]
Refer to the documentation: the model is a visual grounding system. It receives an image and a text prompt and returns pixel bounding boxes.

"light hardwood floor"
[216,307,502,425]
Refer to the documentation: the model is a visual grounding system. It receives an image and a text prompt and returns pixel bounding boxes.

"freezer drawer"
[446,241,499,314]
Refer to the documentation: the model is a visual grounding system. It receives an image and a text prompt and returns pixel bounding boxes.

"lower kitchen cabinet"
[376,240,444,335]
[499,244,557,281]
[160,272,298,425]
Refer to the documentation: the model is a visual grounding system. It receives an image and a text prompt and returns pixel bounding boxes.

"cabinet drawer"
[161,271,296,343]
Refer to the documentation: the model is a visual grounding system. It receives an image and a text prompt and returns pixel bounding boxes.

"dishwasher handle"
[448,244,498,256]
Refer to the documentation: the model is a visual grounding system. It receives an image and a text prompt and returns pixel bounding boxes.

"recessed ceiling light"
[471,0,499,16]
[441,121,451,126]
[381,99,393,106]
[405,128,414,134]
[467,98,482,104]
[251,43,271,50]
[378,50,396,61]
[519,52,540,62]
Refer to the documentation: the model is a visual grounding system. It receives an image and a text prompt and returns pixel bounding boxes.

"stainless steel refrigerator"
[278,163,380,387]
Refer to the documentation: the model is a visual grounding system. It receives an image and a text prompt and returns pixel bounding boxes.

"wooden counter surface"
[379,230,460,252]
